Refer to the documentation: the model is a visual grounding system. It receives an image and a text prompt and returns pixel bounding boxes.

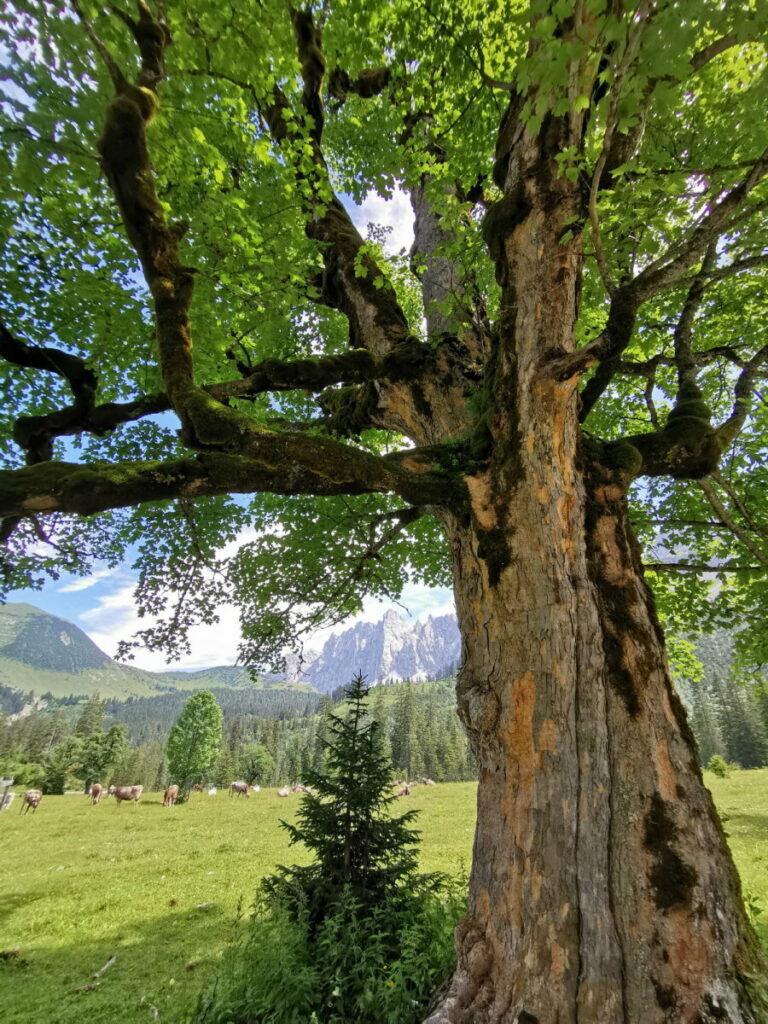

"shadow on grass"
[1,899,245,1024]
[0,893,30,924]
[722,812,768,837]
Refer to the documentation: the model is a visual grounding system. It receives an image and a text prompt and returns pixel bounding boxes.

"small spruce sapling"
[263,672,424,924]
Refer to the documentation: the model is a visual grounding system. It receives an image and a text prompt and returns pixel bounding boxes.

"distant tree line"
[686,674,768,770]
[3,644,768,790]
[0,675,477,792]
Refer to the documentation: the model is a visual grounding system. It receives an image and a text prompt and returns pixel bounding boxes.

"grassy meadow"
[1,773,766,1024]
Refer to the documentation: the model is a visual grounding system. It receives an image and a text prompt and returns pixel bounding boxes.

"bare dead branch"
[644,562,765,574]
[697,478,768,568]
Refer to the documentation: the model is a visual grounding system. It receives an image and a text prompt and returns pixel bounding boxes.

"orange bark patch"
[655,739,678,803]
[498,671,537,847]
[466,474,497,529]
[549,932,568,978]
[657,909,715,1011]
[660,688,677,727]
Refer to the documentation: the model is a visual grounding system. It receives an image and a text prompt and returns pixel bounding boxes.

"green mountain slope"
[0,603,304,700]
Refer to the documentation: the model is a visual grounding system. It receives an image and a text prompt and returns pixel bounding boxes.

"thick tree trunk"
[424,148,767,1022]
[428,480,766,1023]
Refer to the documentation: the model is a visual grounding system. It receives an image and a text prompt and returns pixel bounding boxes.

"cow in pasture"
[108,784,143,806]
[251,785,260,793]
[395,784,411,797]
[229,781,250,798]
[0,792,15,811]
[89,783,103,804]
[20,789,43,813]
[207,787,217,796]
[389,780,405,788]
[192,784,204,793]
[277,787,290,797]
[422,778,436,787]
[163,784,180,806]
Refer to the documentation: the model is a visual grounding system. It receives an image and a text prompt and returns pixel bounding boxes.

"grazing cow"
[89,783,103,805]
[108,784,143,806]
[207,787,217,796]
[163,784,180,806]
[251,785,261,793]
[422,778,436,787]
[229,781,250,798]
[192,784,204,793]
[0,792,15,811]
[277,787,290,797]
[20,789,43,814]
[395,784,411,797]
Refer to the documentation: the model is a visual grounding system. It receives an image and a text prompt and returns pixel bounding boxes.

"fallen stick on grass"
[93,954,117,979]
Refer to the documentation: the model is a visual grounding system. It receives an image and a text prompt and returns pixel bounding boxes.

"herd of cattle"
[1,778,437,813]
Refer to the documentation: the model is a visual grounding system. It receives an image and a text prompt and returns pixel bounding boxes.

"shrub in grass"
[708,754,730,777]
[192,674,464,1023]
[192,881,464,1024]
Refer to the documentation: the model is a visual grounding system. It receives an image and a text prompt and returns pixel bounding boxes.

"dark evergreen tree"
[75,692,106,737]
[263,673,423,924]
[688,691,727,766]
[719,675,768,769]
[78,723,128,788]
[239,742,275,785]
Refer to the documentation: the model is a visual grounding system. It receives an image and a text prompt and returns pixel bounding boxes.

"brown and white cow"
[108,784,143,806]
[395,784,411,797]
[192,784,204,793]
[421,778,436,787]
[89,783,103,804]
[229,781,250,798]
[163,784,180,806]
[20,789,42,814]
[276,787,291,797]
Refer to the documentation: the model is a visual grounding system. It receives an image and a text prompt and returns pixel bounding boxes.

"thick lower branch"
[0,442,465,520]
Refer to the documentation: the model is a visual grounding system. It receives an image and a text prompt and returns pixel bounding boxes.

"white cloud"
[79,585,242,672]
[58,568,120,593]
[76,572,454,674]
[352,188,414,254]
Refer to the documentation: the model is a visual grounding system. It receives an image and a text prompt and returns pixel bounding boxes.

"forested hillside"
[0,677,477,792]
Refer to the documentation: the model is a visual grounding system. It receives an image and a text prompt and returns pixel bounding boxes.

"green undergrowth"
[1,774,766,1023]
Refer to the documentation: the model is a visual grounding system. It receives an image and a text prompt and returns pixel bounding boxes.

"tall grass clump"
[192,674,464,1024]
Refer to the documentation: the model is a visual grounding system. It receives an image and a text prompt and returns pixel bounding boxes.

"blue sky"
[6,190,457,671]
[9,568,455,673]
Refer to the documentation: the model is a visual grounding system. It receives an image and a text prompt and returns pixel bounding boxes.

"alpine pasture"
[1,776,765,1024]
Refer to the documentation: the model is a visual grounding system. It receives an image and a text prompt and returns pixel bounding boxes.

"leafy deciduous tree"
[2,0,768,1018]
[78,722,128,788]
[166,690,222,790]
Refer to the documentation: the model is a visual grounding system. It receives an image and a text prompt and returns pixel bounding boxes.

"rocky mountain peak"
[300,610,459,693]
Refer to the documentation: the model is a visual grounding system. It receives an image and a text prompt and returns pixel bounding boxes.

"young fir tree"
[263,673,422,923]
[75,693,106,738]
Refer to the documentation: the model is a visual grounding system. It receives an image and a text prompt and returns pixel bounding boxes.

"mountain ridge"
[0,602,461,702]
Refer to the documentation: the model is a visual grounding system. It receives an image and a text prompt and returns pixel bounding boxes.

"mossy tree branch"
[0,448,466,522]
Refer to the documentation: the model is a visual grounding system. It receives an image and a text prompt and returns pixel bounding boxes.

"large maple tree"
[2,0,768,1019]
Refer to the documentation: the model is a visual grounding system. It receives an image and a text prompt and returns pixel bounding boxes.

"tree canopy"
[166,689,222,786]
[3,1,768,1017]
[0,0,765,670]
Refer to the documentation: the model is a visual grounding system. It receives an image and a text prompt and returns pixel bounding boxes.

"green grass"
[1,774,765,1024]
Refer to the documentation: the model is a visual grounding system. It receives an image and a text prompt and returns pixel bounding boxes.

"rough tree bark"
[421,108,767,1024]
